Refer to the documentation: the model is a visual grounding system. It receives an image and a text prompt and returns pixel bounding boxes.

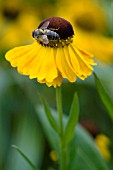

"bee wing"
[40,21,50,29]
[39,35,49,44]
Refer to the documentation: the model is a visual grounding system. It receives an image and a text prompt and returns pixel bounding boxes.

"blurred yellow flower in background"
[0,0,39,49]
[95,134,111,160]
[50,150,58,162]
[57,0,113,63]
[5,17,96,87]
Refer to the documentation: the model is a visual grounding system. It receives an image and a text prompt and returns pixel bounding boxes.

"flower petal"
[69,43,94,79]
[5,42,58,83]
[65,45,81,77]
[38,73,62,88]
[35,46,58,82]
[5,44,34,67]
[56,47,76,82]
[5,42,42,73]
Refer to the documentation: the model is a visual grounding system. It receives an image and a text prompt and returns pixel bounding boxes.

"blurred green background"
[0,0,113,170]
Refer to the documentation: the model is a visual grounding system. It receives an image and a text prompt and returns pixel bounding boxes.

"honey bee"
[32,21,60,45]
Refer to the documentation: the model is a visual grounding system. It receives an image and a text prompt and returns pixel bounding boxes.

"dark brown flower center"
[38,17,74,39]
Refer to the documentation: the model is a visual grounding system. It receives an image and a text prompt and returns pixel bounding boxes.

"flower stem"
[56,86,66,170]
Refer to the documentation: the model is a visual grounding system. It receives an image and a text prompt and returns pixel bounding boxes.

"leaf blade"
[94,72,113,121]
[12,145,39,170]
[41,96,59,133]
[63,93,79,147]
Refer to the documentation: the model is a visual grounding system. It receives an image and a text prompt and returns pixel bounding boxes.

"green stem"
[56,86,66,170]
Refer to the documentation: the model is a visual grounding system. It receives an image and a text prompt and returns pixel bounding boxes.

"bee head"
[32,29,44,39]
[32,30,38,38]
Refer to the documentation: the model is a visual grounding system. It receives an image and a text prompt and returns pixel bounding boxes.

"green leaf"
[36,106,109,170]
[41,96,59,133]
[12,145,39,170]
[63,93,79,147]
[94,72,113,121]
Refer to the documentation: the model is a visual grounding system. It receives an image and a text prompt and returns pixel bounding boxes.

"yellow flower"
[57,0,113,63]
[5,17,95,87]
[0,1,39,48]
[95,134,111,160]
[50,150,58,162]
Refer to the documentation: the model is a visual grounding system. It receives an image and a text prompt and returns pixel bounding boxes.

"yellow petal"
[38,73,62,88]
[5,42,42,74]
[5,44,33,67]
[56,47,76,82]
[28,45,49,78]
[69,44,93,79]
[37,47,58,82]
[73,42,95,67]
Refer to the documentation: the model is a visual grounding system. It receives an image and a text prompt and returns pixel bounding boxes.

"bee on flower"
[5,17,96,87]
[32,21,60,45]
